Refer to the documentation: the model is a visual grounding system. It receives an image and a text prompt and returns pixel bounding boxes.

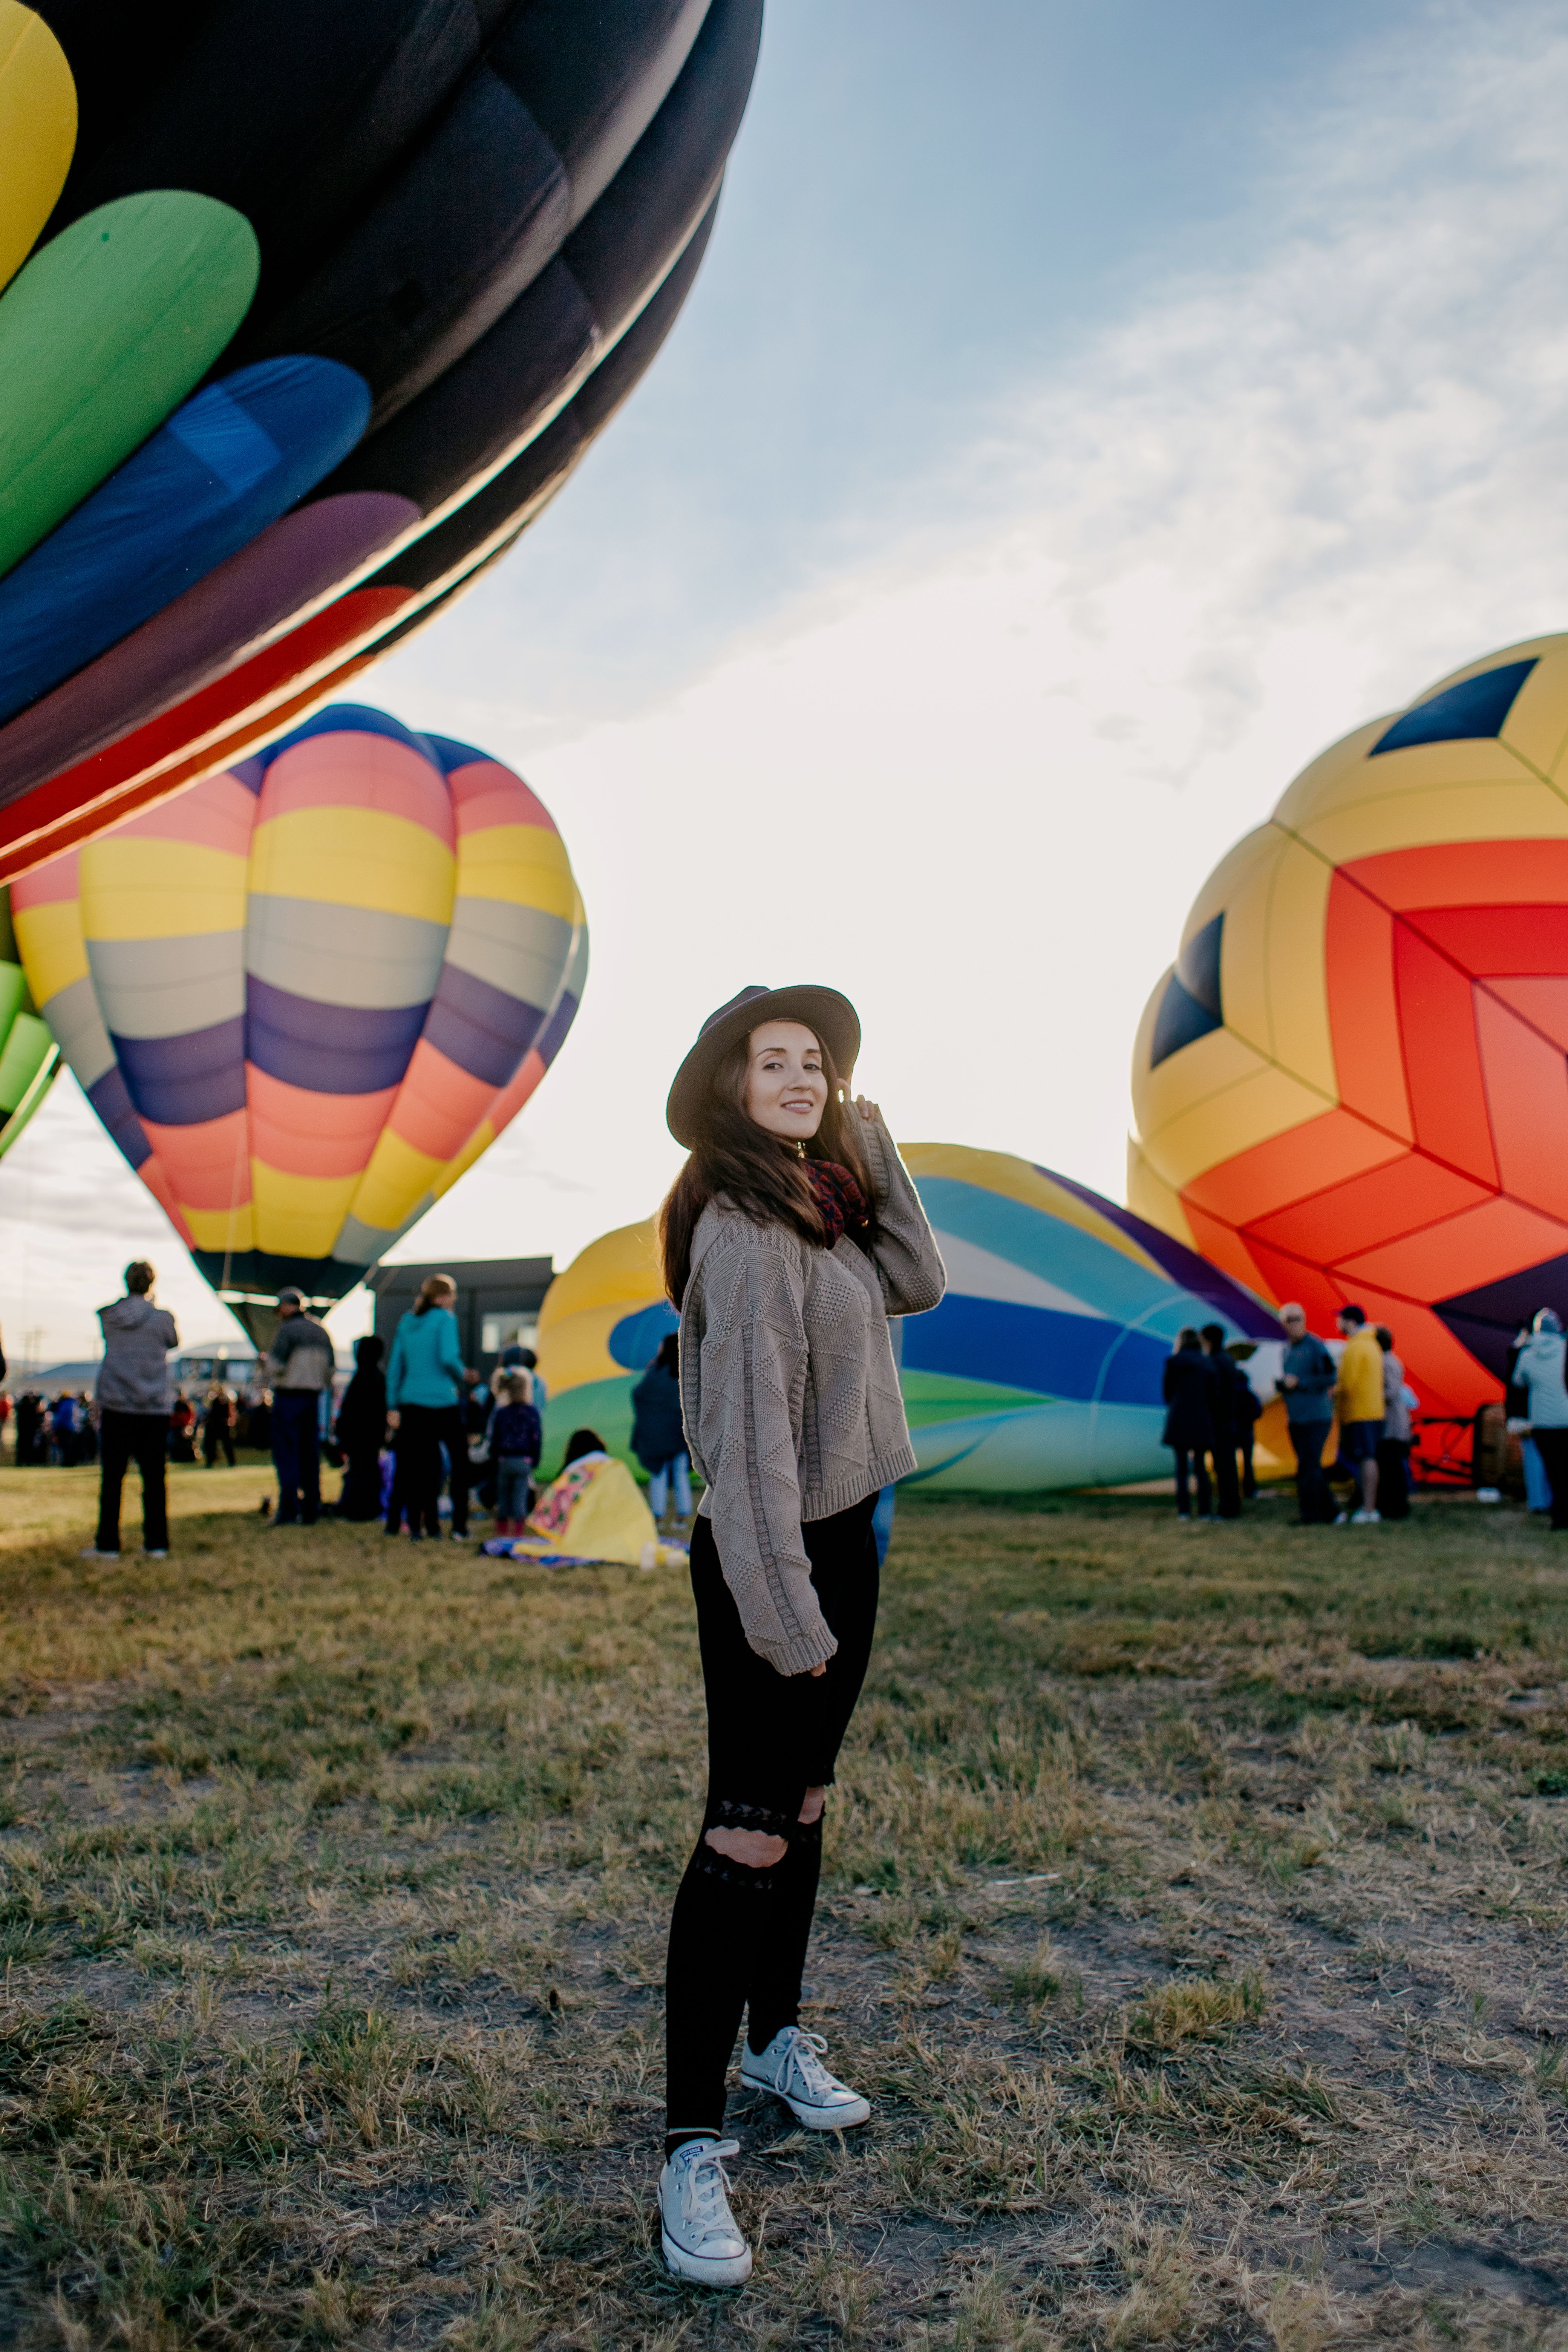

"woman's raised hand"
[854,1094,880,1124]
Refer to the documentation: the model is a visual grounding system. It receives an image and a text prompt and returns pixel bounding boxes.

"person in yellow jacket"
[1334,1303,1386,1524]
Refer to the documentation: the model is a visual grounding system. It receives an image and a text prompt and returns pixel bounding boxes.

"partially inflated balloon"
[0,882,57,1156]
[12,705,585,1340]
[1129,633,1568,1427]
[534,1148,1282,1491]
[0,0,760,876]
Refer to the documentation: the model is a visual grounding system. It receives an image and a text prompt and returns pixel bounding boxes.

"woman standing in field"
[654,985,946,2286]
[384,1274,469,1542]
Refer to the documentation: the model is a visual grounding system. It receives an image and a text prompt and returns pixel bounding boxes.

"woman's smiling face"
[742,1020,828,1142]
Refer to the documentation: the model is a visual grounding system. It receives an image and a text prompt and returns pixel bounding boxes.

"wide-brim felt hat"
[666,984,861,1147]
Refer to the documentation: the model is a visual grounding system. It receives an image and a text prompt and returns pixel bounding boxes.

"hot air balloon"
[11,703,586,1343]
[1129,632,1568,1441]
[0,884,58,1156]
[0,0,761,880]
[534,1150,1282,1491]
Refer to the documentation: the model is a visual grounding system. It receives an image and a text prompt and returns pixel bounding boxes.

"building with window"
[365,1258,555,1376]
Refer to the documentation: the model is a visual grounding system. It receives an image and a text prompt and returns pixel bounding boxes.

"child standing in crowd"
[490,1373,542,1536]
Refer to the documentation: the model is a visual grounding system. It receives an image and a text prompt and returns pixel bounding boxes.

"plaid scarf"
[803,1156,872,1251]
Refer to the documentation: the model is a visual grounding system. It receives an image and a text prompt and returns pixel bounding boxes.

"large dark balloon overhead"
[0,0,760,881]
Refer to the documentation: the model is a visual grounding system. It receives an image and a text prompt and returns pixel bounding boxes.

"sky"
[7,0,1568,1370]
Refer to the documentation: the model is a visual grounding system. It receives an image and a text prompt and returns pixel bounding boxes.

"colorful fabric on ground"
[1129,632,1568,1429]
[504,1452,681,1568]
[11,704,586,1333]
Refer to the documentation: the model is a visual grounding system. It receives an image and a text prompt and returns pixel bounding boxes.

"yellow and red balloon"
[1130,632,1568,1424]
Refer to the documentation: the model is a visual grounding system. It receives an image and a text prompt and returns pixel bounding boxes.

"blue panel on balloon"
[246,976,427,1095]
[1371,659,1536,755]
[0,359,371,725]
[902,1295,1119,1403]
[610,1301,679,1369]
[111,1020,246,1127]
[1095,1326,1177,1406]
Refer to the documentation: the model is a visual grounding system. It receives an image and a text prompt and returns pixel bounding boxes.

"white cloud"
[7,0,1568,1358]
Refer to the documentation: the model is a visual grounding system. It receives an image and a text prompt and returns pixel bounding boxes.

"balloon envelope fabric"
[1129,632,1568,1429]
[533,1218,676,1477]
[533,1153,1280,1493]
[0,882,57,1158]
[0,0,760,875]
[898,1146,1280,1490]
[11,705,586,1338]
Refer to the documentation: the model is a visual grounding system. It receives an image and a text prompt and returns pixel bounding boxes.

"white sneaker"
[143,1549,168,1559]
[740,2026,871,2132]
[78,1547,118,1560]
[1332,1511,1351,1526]
[658,2137,751,2286]
[1351,1508,1382,1525]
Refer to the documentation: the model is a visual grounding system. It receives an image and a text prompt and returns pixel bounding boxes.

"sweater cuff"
[748,1617,840,1677]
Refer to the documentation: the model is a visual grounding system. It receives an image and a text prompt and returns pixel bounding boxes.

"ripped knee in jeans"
[697,1795,795,1881]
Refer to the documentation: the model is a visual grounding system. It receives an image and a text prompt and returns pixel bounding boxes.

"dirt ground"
[0,1462,1563,2349]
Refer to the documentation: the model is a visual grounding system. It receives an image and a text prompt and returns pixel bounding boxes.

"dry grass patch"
[0,1469,1564,2344]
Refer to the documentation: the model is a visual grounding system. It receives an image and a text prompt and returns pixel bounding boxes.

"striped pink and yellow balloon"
[11,705,586,1332]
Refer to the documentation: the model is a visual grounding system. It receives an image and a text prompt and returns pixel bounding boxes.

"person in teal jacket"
[385,1274,471,1541]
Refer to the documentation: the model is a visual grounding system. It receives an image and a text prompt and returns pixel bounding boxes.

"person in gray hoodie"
[265,1288,334,1528]
[1508,1308,1568,1531]
[84,1260,178,1560]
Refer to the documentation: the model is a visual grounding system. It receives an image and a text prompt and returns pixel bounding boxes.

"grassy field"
[0,1464,1563,2349]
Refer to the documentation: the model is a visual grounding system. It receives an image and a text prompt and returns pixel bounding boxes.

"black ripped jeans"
[664,1494,880,2150]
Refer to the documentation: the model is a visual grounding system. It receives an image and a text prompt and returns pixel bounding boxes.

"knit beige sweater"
[678,1115,946,1674]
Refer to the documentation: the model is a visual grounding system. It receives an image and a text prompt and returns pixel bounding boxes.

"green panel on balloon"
[0,191,260,580]
[0,883,56,1153]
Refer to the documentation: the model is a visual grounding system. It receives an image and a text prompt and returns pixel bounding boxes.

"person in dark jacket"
[1199,1326,1250,1519]
[631,1333,691,1524]
[489,1373,542,1534]
[1162,1328,1217,1522]
[1275,1303,1337,1525]
[85,1260,179,1559]
[201,1385,236,1468]
[334,1336,387,1521]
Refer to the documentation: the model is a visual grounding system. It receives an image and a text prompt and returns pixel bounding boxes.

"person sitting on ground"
[265,1289,334,1530]
[333,1336,387,1521]
[1275,1304,1336,1525]
[489,1373,543,1535]
[84,1260,179,1562]
[631,1332,692,1527]
[562,1426,608,1468]
[1161,1328,1217,1523]
[1332,1303,1385,1525]
[1509,1309,1568,1532]
[1375,1326,1413,1521]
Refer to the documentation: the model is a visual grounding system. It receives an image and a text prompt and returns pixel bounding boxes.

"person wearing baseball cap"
[653,985,946,2287]
[265,1288,334,1530]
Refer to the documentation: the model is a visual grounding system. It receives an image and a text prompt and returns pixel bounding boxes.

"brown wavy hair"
[658,1033,876,1306]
